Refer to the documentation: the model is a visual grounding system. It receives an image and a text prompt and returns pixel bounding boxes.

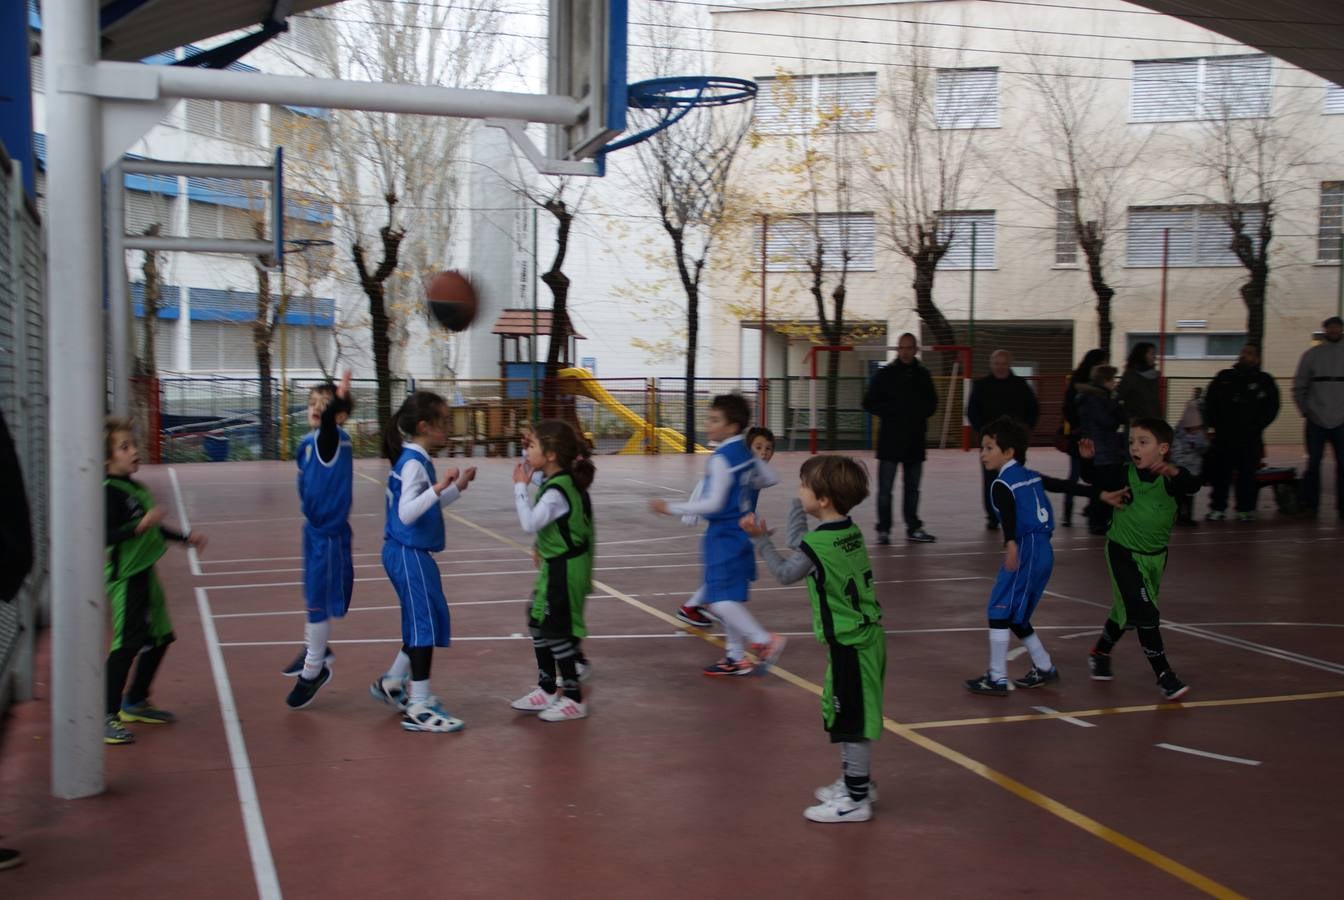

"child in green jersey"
[1079,418,1202,700]
[510,420,596,722]
[742,455,884,824]
[103,417,207,745]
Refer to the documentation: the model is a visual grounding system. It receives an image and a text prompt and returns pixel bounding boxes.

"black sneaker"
[1157,670,1190,701]
[281,646,334,677]
[875,531,890,545]
[964,672,1009,696]
[985,518,999,530]
[675,605,714,628]
[907,529,936,543]
[1087,651,1113,680]
[285,666,332,709]
[0,848,24,871]
[1013,666,1060,689]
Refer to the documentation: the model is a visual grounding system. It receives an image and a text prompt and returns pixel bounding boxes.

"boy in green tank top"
[742,455,885,824]
[104,418,207,744]
[1078,418,1202,700]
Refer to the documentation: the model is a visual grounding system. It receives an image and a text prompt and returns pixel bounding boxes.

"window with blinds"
[1056,189,1078,265]
[30,56,41,93]
[1131,54,1271,122]
[125,192,177,237]
[1125,205,1264,267]
[185,99,258,142]
[188,201,262,240]
[1320,182,1343,263]
[1328,83,1344,115]
[754,73,877,135]
[754,213,876,272]
[935,68,999,129]
[189,321,258,371]
[936,211,996,269]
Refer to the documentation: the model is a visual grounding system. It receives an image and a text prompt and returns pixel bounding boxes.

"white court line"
[1155,743,1261,766]
[195,587,281,899]
[1006,646,1029,661]
[623,478,688,493]
[1059,630,1098,640]
[198,534,696,567]
[1031,705,1097,728]
[168,467,202,576]
[212,597,528,619]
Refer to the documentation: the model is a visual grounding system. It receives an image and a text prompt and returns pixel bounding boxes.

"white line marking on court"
[624,478,687,493]
[1059,630,1097,640]
[1031,705,1097,728]
[168,467,202,576]
[1155,743,1261,766]
[212,597,529,619]
[195,587,281,899]
[1006,646,1028,661]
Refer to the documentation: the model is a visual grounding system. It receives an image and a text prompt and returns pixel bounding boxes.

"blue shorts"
[702,523,755,603]
[985,532,1054,625]
[303,523,353,623]
[382,539,452,648]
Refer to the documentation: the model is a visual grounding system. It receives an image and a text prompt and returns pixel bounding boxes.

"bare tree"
[136,224,163,376]
[352,194,406,429]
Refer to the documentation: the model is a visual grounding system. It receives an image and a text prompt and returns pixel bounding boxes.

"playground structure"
[558,367,707,454]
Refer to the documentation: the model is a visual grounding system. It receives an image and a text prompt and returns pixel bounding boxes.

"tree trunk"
[664,223,702,454]
[541,198,573,420]
[1080,225,1114,356]
[912,259,956,348]
[353,195,406,435]
[139,224,162,376]
[824,282,846,450]
[1229,208,1273,349]
[1240,271,1267,349]
[253,267,276,460]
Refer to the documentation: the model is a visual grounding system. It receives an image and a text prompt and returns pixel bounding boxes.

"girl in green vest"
[509,420,595,722]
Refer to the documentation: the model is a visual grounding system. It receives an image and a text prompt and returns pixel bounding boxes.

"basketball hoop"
[602,76,757,154]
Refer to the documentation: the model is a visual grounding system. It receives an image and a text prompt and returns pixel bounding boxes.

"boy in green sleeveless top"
[742,455,884,824]
[1079,418,1202,700]
[104,418,207,744]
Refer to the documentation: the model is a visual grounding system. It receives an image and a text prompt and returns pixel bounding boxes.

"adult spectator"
[1204,343,1279,521]
[1293,315,1344,518]
[1117,341,1162,422]
[0,408,34,873]
[968,349,1039,529]
[1074,364,1126,534]
[1059,349,1108,528]
[862,332,938,544]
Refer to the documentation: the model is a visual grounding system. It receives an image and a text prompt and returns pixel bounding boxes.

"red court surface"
[2,447,1342,898]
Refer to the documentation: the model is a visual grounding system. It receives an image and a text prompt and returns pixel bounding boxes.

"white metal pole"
[45,0,107,799]
[107,159,130,416]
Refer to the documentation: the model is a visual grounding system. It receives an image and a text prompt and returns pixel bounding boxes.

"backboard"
[548,0,628,162]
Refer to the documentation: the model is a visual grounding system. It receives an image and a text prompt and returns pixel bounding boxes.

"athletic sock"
[684,584,706,610]
[707,601,746,660]
[556,655,582,702]
[386,649,412,682]
[1093,618,1124,655]
[1021,632,1053,671]
[709,600,769,646]
[1136,625,1170,676]
[988,628,1010,682]
[409,679,430,704]
[302,620,331,680]
[841,741,872,801]
[533,640,558,693]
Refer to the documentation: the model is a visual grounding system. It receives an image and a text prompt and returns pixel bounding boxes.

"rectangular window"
[1320,182,1343,263]
[1056,189,1078,265]
[125,192,176,237]
[190,321,257,371]
[1328,82,1344,115]
[1126,205,1263,267]
[755,212,876,272]
[185,99,257,142]
[1127,332,1245,359]
[1131,54,1271,122]
[937,211,996,269]
[754,72,877,135]
[935,68,999,129]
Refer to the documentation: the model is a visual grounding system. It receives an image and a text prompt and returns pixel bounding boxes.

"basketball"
[425,270,477,332]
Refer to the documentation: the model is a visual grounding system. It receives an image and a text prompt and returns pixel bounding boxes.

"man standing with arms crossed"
[863,332,938,544]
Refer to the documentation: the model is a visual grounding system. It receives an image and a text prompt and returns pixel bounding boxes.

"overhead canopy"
[1103,1,1343,83]
[97,0,341,63]
[492,309,585,340]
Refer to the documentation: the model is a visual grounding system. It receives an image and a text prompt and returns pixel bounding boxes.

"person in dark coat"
[968,349,1039,529]
[0,408,34,873]
[1059,348,1108,527]
[1074,364,1125,534]
[1204,342,1280,521]
[862,332,938,544]
[1117,341,1162,422]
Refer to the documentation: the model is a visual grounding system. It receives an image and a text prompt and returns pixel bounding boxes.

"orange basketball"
[425,270,477,332]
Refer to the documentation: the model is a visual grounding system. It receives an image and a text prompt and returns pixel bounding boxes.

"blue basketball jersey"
[385,446,446,551]
[703,437,758,525]
[990,461,1054,540]
[296,429,353,534]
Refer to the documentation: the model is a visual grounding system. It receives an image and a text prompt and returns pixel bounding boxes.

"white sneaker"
[510,687,560,712]
[803,795,873,823]
[538,696,588,722]
[814,778,879,804]
[401,697,465,733]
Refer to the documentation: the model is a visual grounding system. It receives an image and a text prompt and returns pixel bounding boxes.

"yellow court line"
[359,481,1243,899]
[907,690,1344,730]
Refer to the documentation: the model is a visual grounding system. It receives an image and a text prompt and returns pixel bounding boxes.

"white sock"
[685,584,706,609]
[409,679,430,704]
[302,620,331,680]
[385,650,411,682]
[988,629,1010,683]
[709,601,769,647]
[707,601,745,660]
[1022,632,1053,671]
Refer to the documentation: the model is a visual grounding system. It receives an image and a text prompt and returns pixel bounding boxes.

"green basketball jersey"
[1107,464,1176,554]
[105,477,167,581]
[799,519,881,646]
[530,472,594,637]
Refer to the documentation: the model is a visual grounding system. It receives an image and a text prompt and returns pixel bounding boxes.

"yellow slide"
[557,368,708,454]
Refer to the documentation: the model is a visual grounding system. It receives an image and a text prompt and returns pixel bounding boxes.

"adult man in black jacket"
[1204,342,1279,521]
[967,349,1040,529]
[862,332,938,543]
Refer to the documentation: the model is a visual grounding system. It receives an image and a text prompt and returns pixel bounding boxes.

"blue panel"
[187,176,265,210]
[131,282,183,319]
[283,105,333,121]
[187,287,333,326]
[2,0,35,196]
[285,198,334,223]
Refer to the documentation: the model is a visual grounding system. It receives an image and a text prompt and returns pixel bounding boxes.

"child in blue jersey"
[283,371,354,710]
[675,426,778,628]
[369,392,476,733]
[964,417,1125,696]
[652,395,785,675]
